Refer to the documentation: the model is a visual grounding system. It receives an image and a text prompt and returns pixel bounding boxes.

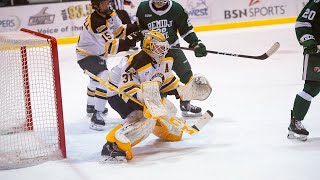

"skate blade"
[181,111,202,117]
[99,156,127,164]
[287,131,308,141]
[89,123,104,131]
[87,112,108,117]
[87,113,93,117]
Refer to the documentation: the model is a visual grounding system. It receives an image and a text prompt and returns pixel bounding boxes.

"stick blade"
[266,42,280,57]
[191,110,213,132]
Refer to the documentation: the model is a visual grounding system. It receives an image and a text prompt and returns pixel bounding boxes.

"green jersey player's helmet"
[152,0,168,8]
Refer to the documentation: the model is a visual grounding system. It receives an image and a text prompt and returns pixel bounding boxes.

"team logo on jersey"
[314,67,320,73]
[145,14,152,17]
[150,73,165,84]
[96,25,107,33]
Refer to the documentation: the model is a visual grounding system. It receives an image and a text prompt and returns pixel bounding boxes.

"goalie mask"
[143,30,169,64]
[91,0,112,16]
[152,0,169,8]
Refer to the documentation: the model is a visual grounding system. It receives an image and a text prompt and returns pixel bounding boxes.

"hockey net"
[0,28,66,170]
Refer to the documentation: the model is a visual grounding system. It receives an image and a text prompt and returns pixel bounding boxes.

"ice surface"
[1,24,320,180]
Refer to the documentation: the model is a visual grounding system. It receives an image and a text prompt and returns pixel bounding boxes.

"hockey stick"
[84,69,213,135]
[172,42,280,60]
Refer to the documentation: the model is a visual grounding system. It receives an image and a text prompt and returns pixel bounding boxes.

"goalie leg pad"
[177,74,212,101]
[162,98,177,117]
[153,117,184,142]
[106,116,156,160]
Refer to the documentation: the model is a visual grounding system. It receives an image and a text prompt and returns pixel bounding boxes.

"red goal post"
[0,28,66,170]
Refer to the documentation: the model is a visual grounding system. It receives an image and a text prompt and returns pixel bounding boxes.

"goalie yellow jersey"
[76,11,127,60]
[108,50,180,101]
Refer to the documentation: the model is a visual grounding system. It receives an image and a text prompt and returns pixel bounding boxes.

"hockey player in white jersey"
[100,30,212,162]
[77,0,143,130]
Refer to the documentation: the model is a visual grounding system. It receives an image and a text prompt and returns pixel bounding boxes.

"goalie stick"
[172,42,280,60]
[84,70,213,135]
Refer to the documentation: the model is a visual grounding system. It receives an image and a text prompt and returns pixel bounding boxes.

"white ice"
[1,23,320,180]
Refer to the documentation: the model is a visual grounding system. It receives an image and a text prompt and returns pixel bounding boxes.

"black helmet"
[91,0,112,15]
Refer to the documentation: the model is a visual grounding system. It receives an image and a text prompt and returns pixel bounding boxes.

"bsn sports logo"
[224,0,286,19]
[186,0,209,18]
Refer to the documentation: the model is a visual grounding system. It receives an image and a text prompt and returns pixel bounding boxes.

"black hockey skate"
[100,142,127,163]
[287,110,309,141]
[180,101,202,117]
[89,111,106,131]
[86,105,108,116]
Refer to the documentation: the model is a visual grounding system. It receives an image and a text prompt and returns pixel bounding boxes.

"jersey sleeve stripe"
[76,48,93,56]
[111,39,119,55]
[162,74,175,85]
[180,29,194,39]
[119,83,140,92]
[162,57,174,62]
[295,21,312,28]
[137,63,152,73]
[161,76,177,91]
[161,78,179,93]
[114,25,125,39]
[88,15,94,32]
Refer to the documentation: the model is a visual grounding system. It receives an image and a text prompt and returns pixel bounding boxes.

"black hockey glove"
[302,38,319,54]
[125,31,143,47]
[189,41,207,57]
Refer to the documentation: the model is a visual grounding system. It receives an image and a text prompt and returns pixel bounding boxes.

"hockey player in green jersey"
[288,0,320,141]
[136,0,207,117]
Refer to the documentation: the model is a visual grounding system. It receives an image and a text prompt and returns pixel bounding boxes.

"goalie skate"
[100,142,127,163]
[100,156,127,164]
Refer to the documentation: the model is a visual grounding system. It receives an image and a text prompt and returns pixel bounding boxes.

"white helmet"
[142,30,169,64]
[152,0,168,8]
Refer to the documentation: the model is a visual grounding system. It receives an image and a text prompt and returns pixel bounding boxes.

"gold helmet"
[142,30,169,63]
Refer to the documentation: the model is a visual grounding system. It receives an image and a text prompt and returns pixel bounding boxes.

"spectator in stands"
[110,0,135,25]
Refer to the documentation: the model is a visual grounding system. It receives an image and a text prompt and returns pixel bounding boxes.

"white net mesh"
[0,30,65,170]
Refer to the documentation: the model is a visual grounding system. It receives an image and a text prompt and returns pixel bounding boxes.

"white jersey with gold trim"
[108,50,180,102]
[76,11,127,60]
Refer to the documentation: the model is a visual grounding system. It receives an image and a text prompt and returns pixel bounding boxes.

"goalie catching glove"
[177,74,212,101]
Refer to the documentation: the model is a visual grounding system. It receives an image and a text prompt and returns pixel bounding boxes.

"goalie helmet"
[142,30,169,64]
[91,0,112,15]
[152,0,169,8]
